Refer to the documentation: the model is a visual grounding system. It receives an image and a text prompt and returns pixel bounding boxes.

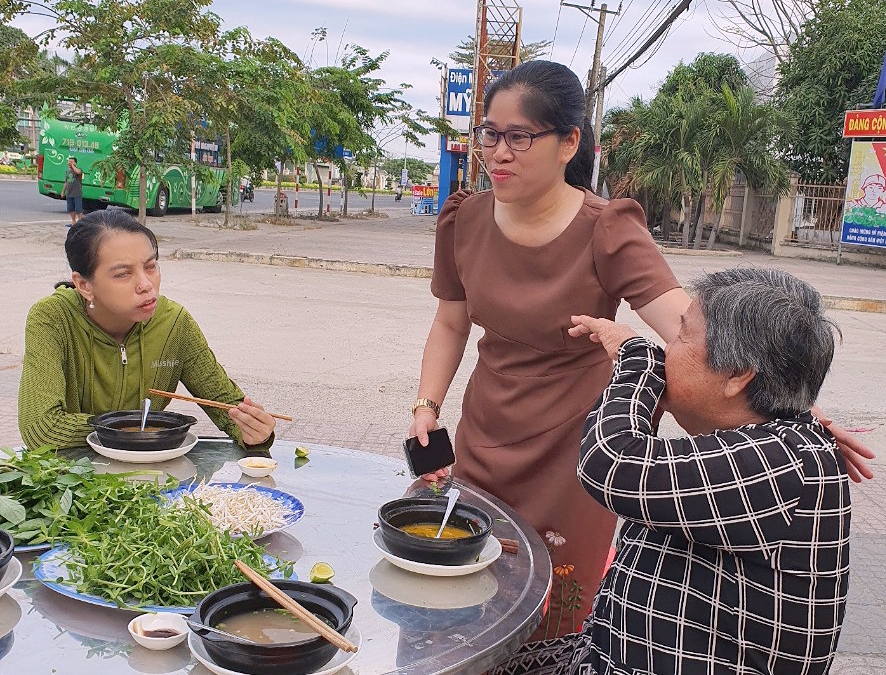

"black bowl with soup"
[377,497,493,566]
[190,580,358,675]
[0,530,13,577]
[87,410,197,451]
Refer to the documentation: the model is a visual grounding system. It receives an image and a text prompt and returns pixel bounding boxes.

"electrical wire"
[604,0,672,66]
[604,0,667,59]
[550,1,564,59]
[605,0,671,64]
[568,9,592,69]
[602,0,637,46]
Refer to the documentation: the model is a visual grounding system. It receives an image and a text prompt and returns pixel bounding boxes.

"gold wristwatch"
[411,398,441,419]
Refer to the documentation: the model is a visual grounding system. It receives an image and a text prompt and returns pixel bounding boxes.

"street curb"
[822,296,886,314]
[659,246,743,257]
[171,249,886,312]
[170,249,433,278]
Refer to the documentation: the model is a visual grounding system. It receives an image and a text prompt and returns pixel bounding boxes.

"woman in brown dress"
[408,60,873,641]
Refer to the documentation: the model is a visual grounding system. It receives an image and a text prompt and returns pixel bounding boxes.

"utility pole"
[592,65,607,191]
[562,2,620,192]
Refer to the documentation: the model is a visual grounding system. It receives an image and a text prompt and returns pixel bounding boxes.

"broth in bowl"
[399,523,474,540]
[218,609,330,644]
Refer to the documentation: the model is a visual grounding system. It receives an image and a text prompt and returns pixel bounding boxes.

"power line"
[597,0,694,93]
[550,1,564,59]
[605,0,671,66]
[602,0,639,47]
[568,10,591,69]
[604,0,668,58]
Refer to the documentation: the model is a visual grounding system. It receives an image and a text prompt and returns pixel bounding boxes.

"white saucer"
[188,624,361,675]
[0,558,23,599]
[372,529,502,577]
[87,431,199,463]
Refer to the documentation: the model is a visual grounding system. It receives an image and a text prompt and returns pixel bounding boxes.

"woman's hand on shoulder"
[229,396,275,446]
[813,405,875,482]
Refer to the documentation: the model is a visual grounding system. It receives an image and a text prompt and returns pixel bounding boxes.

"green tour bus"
[37,117,233,216]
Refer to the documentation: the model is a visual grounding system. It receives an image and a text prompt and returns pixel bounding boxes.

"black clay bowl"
[87,410,197,451]
[0,530,13,577]
[377,497,493,566]
[191,580,357,675]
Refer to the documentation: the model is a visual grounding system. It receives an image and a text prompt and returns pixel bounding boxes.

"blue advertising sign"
[841,140,886,249]
[445,68,473,133]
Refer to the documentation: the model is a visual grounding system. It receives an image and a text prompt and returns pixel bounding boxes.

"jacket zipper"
[120,344,128,365]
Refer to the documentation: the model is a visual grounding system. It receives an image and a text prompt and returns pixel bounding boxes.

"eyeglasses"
[473,125,559,151]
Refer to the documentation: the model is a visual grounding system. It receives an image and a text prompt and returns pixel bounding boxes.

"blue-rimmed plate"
[14,542,52,553]
[33,545,297,614]
[160,482,304,539]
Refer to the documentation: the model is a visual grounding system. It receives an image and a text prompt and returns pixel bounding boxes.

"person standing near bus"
[62,156,83,226]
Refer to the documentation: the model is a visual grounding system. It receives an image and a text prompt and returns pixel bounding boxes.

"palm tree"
[703,85,790,250]
[633,95,707,248]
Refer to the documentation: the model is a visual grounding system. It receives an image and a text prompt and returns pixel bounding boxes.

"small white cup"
[128,613,188,650]
[238,456,278,478]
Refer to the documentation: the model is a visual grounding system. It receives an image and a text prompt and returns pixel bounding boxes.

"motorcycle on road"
[239,183,255,203]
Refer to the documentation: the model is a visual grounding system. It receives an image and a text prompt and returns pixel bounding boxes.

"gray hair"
[688,268,841,419]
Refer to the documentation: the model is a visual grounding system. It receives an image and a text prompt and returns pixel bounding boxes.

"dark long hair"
[64,209,159,280]
[484,60,595,190]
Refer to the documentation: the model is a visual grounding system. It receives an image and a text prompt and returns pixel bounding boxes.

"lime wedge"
[295,446,311,458]
[310,562,335,583]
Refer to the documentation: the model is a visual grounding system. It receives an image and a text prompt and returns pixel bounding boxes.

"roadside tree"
[774,0,886,183]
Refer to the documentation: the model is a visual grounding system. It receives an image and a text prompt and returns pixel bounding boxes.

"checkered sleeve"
[579,337,807,554]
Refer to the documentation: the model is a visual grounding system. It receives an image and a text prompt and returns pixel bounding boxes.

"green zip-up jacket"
[18,287,273,452]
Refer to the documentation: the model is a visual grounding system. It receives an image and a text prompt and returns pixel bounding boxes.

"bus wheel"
[83,199,108,212]
[148,186,169,217]
[204,190,223,213]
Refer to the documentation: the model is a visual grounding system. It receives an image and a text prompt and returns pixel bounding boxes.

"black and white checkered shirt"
[574,337,851,675]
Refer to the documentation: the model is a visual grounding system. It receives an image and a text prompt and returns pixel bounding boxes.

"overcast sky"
[12,0,751,163]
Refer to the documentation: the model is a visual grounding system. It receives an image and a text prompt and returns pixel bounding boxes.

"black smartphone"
[403,427,456,478]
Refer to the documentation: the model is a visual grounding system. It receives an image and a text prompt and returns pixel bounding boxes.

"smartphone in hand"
[403,428,455,478]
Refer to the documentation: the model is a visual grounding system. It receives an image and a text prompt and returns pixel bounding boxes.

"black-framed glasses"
[473,125,559,151]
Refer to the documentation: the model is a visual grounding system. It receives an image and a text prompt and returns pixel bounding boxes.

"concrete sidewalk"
[1,206,885,672]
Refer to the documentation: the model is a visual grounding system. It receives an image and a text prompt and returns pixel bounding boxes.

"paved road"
[0,178,403,222]
[0,197,884,672]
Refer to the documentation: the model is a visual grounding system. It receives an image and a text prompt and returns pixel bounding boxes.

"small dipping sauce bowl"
[128,613,188,650]
[238,457,278,478]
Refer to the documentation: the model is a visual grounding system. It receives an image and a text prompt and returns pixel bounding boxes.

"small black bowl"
[87,410,197,451]
[0,530,13,578]
[191,580,357,675]
[377,497,493,566]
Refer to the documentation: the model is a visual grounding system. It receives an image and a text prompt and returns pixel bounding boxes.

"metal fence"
[787,183,847,249]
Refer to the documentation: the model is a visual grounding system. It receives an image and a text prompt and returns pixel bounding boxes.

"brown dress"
[431,189,680,639]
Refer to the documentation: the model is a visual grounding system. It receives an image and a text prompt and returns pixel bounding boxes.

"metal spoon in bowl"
[435,488,461,538]
[185,618,260,645]
[140,397,151,432]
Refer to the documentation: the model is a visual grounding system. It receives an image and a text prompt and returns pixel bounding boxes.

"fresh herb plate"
[33,545,298,613]
[160,482,305,539]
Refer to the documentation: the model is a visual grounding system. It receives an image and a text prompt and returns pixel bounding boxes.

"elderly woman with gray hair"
[494,268,851,675]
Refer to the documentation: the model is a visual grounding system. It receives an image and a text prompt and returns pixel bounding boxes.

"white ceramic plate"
[372,529,502,577]
[187,624,361,675]
[0,558,22,599]
[87,431,199,463]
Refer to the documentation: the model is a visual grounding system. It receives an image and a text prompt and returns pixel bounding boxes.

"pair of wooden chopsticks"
[233,560,358,653]
[148,389,293,422]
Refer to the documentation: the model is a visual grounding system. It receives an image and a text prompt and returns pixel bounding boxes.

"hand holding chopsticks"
[148,389,293,422]
[233,560,358,653]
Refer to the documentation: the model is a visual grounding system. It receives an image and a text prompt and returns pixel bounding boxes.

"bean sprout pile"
[176,483,294,537]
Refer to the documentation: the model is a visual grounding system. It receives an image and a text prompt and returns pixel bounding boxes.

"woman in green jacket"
[18,209,276,451]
